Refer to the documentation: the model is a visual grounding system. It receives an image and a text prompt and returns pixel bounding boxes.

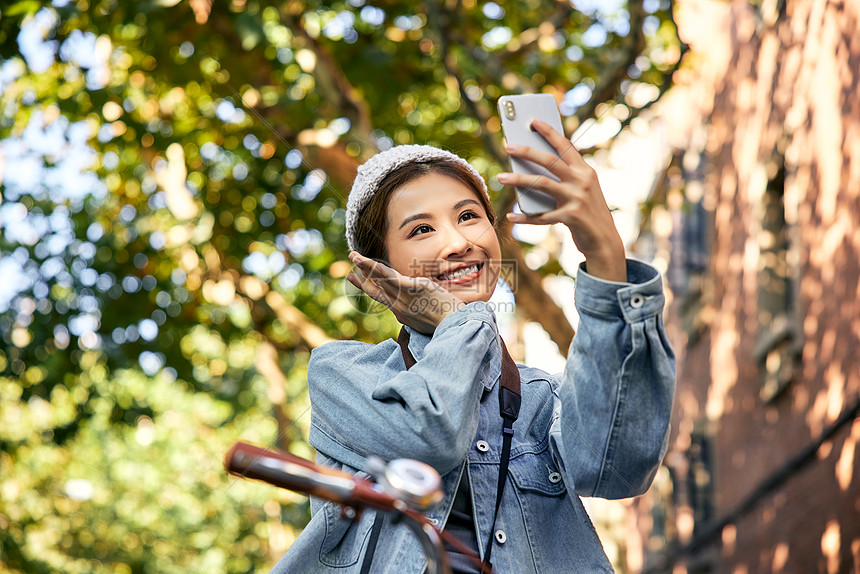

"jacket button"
[476,440,490,452]
[630,294,645,309]
[494,529,506,544]
[548,471,562,484]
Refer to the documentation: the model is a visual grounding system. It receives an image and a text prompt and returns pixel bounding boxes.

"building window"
[637,148,714,343]
[752,159,802,401]
[672,150,713,343]
[687,428,714,535]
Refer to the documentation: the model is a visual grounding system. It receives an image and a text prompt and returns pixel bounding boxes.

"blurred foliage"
[0,0,680,571]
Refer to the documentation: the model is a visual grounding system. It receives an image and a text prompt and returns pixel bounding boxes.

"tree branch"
[427,1,507,166]
[575,0,648,125]
[280,7,377,158]
[199,253,335,351]
[576,0,690,155]
[501,222,576,350]
[576,42,689,156]
[499,1,575,63]
[255,338,295,451]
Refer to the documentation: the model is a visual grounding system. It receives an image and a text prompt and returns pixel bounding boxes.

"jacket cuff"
[433,301,501,391]
[435,300,499,333]
[575,259,665,322]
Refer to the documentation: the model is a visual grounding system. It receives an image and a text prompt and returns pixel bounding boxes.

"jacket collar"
[402,325,502,392]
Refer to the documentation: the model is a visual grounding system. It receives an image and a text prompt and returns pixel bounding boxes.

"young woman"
[272,119,675,573]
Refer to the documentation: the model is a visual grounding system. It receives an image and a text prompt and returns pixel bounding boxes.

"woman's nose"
[441,227,471,258]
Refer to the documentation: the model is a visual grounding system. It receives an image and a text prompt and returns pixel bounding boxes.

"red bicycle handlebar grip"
[225,442,327,474]
[225,442,406,513]
[225,441,358,504]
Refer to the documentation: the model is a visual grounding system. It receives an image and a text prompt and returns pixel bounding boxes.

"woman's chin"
[450,289,494,305]
[440,276,499,304]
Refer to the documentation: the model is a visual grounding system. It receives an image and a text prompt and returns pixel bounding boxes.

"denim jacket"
[271,259,676,573]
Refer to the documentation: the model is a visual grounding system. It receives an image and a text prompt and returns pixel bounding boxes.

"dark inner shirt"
[443,470,482,574]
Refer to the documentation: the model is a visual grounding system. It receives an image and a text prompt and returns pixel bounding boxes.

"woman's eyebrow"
[398,199,481,230]
[399,212,431,230]
[453,199,480,210]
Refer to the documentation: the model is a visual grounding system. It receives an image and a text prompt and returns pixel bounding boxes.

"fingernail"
[497,173,511,182]
[506,144,519,153]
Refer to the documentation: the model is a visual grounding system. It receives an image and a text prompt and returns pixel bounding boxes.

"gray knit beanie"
[345,144,489,253]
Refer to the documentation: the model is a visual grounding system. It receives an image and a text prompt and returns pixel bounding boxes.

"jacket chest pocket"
[319,500,375,568]
[506,450,615,573]
[508,448,567,496]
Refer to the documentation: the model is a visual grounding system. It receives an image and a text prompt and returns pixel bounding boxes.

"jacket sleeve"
[308,301,502,476]
[549,259,676,499]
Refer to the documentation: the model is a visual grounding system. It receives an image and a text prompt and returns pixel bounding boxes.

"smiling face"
[384,172,502,304]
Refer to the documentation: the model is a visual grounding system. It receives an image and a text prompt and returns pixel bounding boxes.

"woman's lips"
[437,262,484,285]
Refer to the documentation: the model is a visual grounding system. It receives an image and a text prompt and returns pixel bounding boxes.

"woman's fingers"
[506,143,570,181]
[352,255,419,292]
[505,207,571,226]
[350,253,390,279]
[348,272,396,308]
[350,254,402,290]
[530,118,587,168]
[347,256,465,333]
[497,172,567,198]
[349,255,442,308]
[346,271,375,296]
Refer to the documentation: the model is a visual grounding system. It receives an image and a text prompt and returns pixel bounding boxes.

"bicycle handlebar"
[225,441,472,574]
[226,442,395,510]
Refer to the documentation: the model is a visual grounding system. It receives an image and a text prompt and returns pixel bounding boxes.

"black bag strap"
[396,327,521,571]
[482,341,520,569]
[359,510,385,574]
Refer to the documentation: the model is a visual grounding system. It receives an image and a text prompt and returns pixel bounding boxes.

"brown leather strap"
[498,343,521,415]
[397,328,418,369]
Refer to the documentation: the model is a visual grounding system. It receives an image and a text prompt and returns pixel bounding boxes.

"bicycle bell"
[366,456,444,511]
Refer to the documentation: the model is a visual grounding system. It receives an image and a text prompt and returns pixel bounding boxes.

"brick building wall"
[629,0,860,572]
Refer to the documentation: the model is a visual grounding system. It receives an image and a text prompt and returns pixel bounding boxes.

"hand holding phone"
[496,95,628,282]
[497,94,565,215]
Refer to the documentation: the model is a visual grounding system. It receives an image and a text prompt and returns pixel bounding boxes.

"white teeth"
[440,264,479,280]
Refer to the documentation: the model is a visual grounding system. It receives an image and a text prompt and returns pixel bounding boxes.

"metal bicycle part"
[367,456,444,511]
[404,516,450,574]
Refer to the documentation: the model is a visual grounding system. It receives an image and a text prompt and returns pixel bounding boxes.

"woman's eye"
[409,224,433,237]
[459,211,479,222]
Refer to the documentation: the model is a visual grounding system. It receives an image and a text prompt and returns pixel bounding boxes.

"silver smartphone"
[497,94,565,215]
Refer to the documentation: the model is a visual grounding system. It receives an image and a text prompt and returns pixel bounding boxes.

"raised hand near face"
[346,252,466,335]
